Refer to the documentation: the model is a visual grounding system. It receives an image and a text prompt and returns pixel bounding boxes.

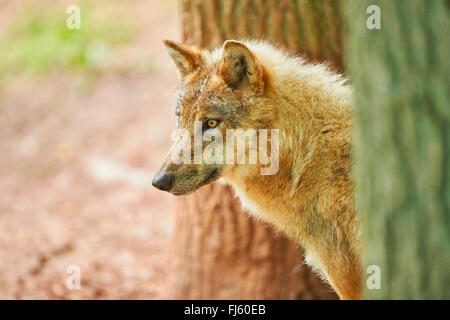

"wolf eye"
[207,119,219,128]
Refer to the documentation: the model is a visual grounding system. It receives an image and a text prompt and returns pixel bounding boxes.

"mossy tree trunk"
[347,0,449,299]
[168,0,346,299]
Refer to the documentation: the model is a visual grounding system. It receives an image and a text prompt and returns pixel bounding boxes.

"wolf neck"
[224,127,323,241]
[223,68,353,243]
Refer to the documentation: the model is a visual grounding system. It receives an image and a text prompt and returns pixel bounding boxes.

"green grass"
[0,2,133,77]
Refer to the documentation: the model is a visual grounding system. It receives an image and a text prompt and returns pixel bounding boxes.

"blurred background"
[0,0,179,299]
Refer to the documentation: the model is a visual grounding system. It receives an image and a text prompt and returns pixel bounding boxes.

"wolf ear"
[163,40,200,78]
[218,40,265,94]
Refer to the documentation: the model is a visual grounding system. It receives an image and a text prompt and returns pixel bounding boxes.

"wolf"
[152,39,361,300]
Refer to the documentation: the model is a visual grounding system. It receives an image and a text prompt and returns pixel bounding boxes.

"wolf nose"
[152,172,174,192]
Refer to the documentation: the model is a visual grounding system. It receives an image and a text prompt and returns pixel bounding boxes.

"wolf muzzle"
[152,171,175,192]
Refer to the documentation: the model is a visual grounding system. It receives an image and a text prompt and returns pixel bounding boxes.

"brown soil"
[0,0,181,299]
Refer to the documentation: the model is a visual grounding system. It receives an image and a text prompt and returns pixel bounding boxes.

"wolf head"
[152,39,274,195]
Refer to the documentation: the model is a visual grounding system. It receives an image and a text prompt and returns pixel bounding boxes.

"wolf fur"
[153,39,361,300]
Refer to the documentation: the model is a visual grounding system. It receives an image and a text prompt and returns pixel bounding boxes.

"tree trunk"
[347,0,449,299]
[168,0,345,299]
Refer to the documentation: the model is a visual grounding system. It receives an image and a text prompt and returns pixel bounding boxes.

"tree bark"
[347,0,449,299]
[168,0,345,299]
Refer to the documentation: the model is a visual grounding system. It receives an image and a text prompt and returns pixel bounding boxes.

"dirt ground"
[0,0,181,299]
